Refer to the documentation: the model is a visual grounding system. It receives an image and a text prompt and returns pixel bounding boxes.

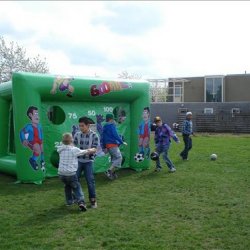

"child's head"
[62,133,73,145]
[106,113,114,122]
[78,116,92,133]
[186,112,192,120]
[154,116,162,127]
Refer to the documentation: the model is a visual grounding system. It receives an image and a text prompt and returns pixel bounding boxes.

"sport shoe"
[169,167,176,173]
[105,170,114,180]
[113,171,118,179]
[78,202,87,212]
[90,200,98,209]
[154,167,162,172]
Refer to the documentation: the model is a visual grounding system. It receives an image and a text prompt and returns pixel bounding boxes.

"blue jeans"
[156,144,175,170]
[77,161,96,200]
[180,135,192,159]
[108,146,122,168]
[59,174,84,205]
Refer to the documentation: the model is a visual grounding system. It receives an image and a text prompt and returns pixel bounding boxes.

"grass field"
[0,133,249,250]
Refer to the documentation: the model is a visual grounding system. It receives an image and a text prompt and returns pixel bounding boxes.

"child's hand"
[81,150,88,155]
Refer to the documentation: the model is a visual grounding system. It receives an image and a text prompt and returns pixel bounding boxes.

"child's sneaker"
[105,169,114,180]
[154,167,161,172]
[90,199,98,209]
[78,202,87,212]
[113,171,118,179]
[169,167,176,173]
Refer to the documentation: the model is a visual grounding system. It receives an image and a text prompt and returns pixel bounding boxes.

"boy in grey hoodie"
[57,133,88,211]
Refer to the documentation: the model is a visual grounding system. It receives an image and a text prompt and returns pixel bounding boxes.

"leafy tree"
[0,36,49,83]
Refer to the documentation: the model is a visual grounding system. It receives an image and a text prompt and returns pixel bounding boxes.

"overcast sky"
[1,1,250,79]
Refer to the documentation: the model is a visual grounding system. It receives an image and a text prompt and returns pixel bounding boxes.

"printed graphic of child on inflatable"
[50,76,75,97]
[20,106,45,171]
[137,107,151,160]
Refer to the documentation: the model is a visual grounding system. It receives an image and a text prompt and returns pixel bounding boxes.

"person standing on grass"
[102,114,127,180]
[180,111,194,160]
[57,133,88,212]
[74,116,99,209]
[154,116,180,173]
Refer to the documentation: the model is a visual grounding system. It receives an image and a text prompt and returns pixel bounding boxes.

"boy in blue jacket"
[154,116,180,173]
[102,114,127,180]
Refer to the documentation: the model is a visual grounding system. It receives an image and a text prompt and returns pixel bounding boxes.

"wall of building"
[150,102,250,133]
[225,74,250,102]
[183,77,204,102]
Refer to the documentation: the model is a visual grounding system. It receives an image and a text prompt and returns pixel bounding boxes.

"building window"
[231,108,240,114]
[205,76,223,102]
[204,108,214,114]
[168,80,184,102]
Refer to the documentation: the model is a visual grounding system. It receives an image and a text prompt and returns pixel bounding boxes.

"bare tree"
[0,36,49,83]
[118,70,142,80]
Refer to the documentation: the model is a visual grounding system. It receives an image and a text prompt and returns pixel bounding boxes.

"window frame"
[204,76,224,103]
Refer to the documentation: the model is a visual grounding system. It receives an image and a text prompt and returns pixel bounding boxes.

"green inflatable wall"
[0,72,151,184]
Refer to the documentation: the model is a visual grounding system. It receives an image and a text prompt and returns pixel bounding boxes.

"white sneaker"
[91,201,98,209]
[169,167,176,173]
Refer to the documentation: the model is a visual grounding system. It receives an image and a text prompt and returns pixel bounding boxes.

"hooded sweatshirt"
[102,122,124,147]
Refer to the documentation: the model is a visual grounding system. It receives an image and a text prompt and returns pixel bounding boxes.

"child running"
[57,132,88,211]
[102,114,127,180]
[154,116,180,173]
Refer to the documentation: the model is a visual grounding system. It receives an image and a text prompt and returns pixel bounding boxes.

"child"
[154,116,180,173]
[180,111,194,160]
[102,114,127,180]
[57,133,88,211]
[74,116,99,209]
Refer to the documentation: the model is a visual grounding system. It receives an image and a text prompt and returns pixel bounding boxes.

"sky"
[1,1,250,79]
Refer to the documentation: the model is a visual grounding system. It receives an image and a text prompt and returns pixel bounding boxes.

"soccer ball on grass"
[210,153,217,161]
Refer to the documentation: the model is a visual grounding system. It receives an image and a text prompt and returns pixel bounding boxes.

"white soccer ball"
[134,153,144,162]
[210,153,217,161]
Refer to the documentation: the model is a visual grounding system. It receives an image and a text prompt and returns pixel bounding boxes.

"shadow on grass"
[93,167,139,186]
[21,204,83,227]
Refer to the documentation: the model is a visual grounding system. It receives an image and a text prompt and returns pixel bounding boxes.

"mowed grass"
[0,133,250,250]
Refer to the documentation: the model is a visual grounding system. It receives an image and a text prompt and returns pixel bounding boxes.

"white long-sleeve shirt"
[57,144,87,176]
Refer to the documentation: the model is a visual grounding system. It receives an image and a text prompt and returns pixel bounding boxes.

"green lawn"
[0,133,249,250]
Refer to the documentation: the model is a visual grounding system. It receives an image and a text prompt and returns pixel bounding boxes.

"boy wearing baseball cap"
[154,116,180,172]
[102,114,127,180]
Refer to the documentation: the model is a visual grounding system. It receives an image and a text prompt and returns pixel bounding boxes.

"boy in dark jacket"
[180,111,194,160]
[102,114,127,180]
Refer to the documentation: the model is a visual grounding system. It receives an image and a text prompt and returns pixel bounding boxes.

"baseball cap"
[154,116,162,123]
[186,112,192,116]
[106,113,114,121]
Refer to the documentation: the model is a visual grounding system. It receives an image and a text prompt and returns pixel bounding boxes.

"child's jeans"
[108,146,122,168]
[59,174,84,205]
[180,135,192,159]
[156,144,175,170]
[77,161,96,200]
